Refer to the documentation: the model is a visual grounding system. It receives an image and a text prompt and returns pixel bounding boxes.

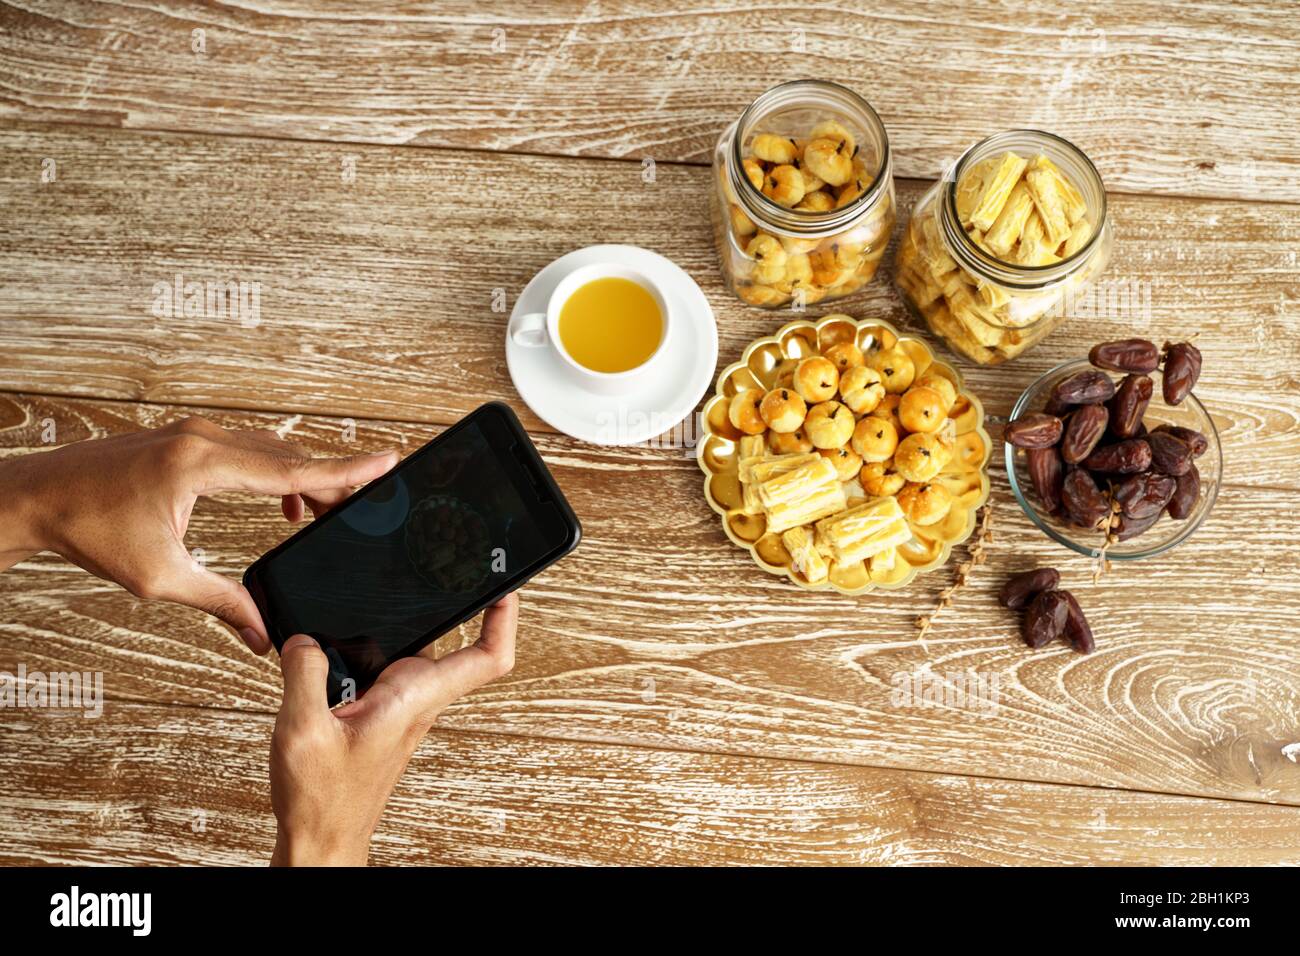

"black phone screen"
[245,404,578,701]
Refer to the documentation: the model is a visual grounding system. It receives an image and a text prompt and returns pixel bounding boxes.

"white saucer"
[505,244,718,446]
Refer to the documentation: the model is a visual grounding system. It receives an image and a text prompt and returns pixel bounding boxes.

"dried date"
[1114,472,1177,519]
[1060,404,1110,464]
[1107,374,1153,439]
[1151,424,1208,458]
[1004,413,1064,449]
[998,567,1061,610]
[1161,341,1202,405]
[1061,468,1111,527]
[1115,508,1162,541]
[1082,438,1152,474]
[1026,446,1065,513]
[1022,590,1070,649]
[1089,338,1159,374]
[1043,394,1073,417]
[1059,591,1095,654]
[1167,463,1201,520]
[1051,369,1116,407]
[1148,431,1193,476]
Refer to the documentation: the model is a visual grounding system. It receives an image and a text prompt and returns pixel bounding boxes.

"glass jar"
[895,130,1112,365]
[710,80,895,310]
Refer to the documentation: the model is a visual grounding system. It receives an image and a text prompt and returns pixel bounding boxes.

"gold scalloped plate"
[697,316,991,595]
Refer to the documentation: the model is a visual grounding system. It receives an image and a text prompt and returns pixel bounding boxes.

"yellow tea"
[558,277,663,373]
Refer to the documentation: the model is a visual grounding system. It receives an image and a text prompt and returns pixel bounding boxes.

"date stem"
[915,504,995,647]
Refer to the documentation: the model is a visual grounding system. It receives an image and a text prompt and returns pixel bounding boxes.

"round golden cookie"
[839,366,885,415]
[745,234,787,284]
[793,356,840,404]
[818,445,863,482]
[769,428,813,455]
[759,387,807,433]
[809,120,856,159]
[772,357,799,390]
[822,340,865,374]
[867,347,916,394]
[851,416,899,463]
[914,370,957,415]
[728,388,767,436]
[898,386,946,434]
[894,432,946,482]
[896,481,954,527]
[735,283,787,307]
[729,203,757,239]
[870,393,903,432]
[805,401,855,449]
[795,190,834,213]
[860,460,905,497]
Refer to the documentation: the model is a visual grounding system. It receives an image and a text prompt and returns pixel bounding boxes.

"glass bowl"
[1005,359,1221,559]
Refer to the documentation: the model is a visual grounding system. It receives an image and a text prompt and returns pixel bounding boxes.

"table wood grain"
[1,124,1297,487]
[1,0,1298,866]
[2,394,1298,812]
[1,1,1297,201]
[4,703,1299,866]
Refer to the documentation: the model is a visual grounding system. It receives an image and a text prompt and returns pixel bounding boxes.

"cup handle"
[509,312,549,348]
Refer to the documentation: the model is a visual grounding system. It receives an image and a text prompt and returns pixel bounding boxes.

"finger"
[227,429,304,456]
[225,431,369,518]
[153,558,272,655]
[342,595,518,726]
[301,488,352,517]
[279,634,330,719]
[281,494,305,522]
[205,448,399,496]
[418,591,518,698]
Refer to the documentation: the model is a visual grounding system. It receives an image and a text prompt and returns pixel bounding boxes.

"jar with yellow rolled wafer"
[895,130,1112,365]
[710,80,896,310]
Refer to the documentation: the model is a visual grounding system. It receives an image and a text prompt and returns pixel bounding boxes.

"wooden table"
[1,1,1298,866]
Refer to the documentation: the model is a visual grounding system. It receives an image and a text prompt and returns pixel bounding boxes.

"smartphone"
[244,402,581,704]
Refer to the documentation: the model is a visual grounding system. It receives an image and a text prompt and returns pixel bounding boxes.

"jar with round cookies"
[895,130,1112,365]
[710,80,896,310]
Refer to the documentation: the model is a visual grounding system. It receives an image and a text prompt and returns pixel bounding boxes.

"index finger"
[203,448,399,496]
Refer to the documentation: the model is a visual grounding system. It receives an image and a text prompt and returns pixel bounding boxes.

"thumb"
[151,552,272,655]
[279,634,330,719]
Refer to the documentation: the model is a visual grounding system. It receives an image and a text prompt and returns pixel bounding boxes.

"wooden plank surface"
[4,702,1299,866]
[2,1,1298,867]
[1,2,1298,201]
[1,123,1298,489]
[3,393,1298,809]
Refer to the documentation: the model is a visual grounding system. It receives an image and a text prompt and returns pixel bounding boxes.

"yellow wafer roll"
[967,152,1027,231]
[1024,155,1073,245]
[1032,155,1088,224]
[765,482,848,534]
[738,435,766,460]
[739,452,816,485]
[1060,217,1093,257]
[984,182,1035,257]
[976,279,1009,308]
[781,526,829,584]
[757,457,838,509]
[814,496,912,564]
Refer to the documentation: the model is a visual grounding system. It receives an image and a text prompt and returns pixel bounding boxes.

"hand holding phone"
[270,592,518,865]
[245,403,581,704]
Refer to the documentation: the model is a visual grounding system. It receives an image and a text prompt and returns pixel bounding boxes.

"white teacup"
[507,263,670,395]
